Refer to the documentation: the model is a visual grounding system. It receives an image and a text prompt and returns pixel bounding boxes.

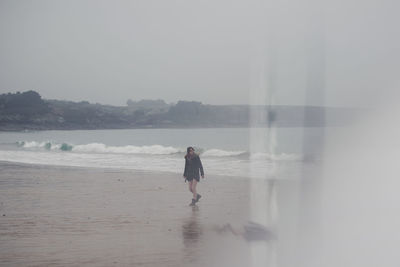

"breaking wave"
[201,149,247,157]
[16,141,184,155]
[250,152,302,161]
[14,141,300,161]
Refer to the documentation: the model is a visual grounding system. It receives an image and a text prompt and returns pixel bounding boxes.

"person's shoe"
[196,194,202,202]
[189,199,196,206]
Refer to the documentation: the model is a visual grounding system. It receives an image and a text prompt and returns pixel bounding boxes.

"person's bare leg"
[187,180,197,206]
[191,179,198,200]
[188,181,193,193]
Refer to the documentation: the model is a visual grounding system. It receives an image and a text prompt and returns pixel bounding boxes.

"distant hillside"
[0,91,360,131]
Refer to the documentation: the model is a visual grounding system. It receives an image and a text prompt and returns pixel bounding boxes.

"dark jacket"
[183,154,204,179]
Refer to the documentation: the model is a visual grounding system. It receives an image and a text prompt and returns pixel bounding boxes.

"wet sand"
[0,161,253,266]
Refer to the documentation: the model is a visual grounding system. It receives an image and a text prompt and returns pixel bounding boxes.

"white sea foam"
[3,141,304,179]
[20,141,45,148]
[18,141,59,150]
[14,141,301,161]
[250,152,301,161]
[72,143,184,155]
[0,149,303,179]
[17,141,184,154]
[201,149,246,157]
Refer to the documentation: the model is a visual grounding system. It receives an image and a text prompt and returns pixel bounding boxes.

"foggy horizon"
[2,0,398,108]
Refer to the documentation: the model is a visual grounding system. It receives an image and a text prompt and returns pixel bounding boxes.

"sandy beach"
[0,161,256,266]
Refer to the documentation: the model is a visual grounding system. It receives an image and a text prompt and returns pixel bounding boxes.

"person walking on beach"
[183,146,204,206]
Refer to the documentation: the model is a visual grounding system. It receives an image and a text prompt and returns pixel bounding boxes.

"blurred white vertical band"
[248,1,278,266]
[248,0,326,266]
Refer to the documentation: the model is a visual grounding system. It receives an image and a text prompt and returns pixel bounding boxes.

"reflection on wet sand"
[182,206,274,246]
[182,206,202,247]
[181,206,203,265]
[215,221,275,242]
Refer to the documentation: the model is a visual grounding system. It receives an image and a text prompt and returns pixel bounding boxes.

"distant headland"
[0,91,360,131]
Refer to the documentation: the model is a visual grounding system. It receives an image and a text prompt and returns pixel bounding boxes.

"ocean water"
[0,127,323,179]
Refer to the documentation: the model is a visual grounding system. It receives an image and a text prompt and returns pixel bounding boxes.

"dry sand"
[0,161,257,266]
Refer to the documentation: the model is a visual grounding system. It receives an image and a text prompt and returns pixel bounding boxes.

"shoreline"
[0,160,249,181]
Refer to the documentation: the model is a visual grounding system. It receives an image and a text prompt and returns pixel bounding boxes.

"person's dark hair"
[186,146,194,154]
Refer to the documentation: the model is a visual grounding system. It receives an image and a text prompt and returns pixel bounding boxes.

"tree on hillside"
[0,90,49,115]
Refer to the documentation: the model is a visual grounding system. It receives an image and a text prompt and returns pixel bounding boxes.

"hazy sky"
[0,0,399,107]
